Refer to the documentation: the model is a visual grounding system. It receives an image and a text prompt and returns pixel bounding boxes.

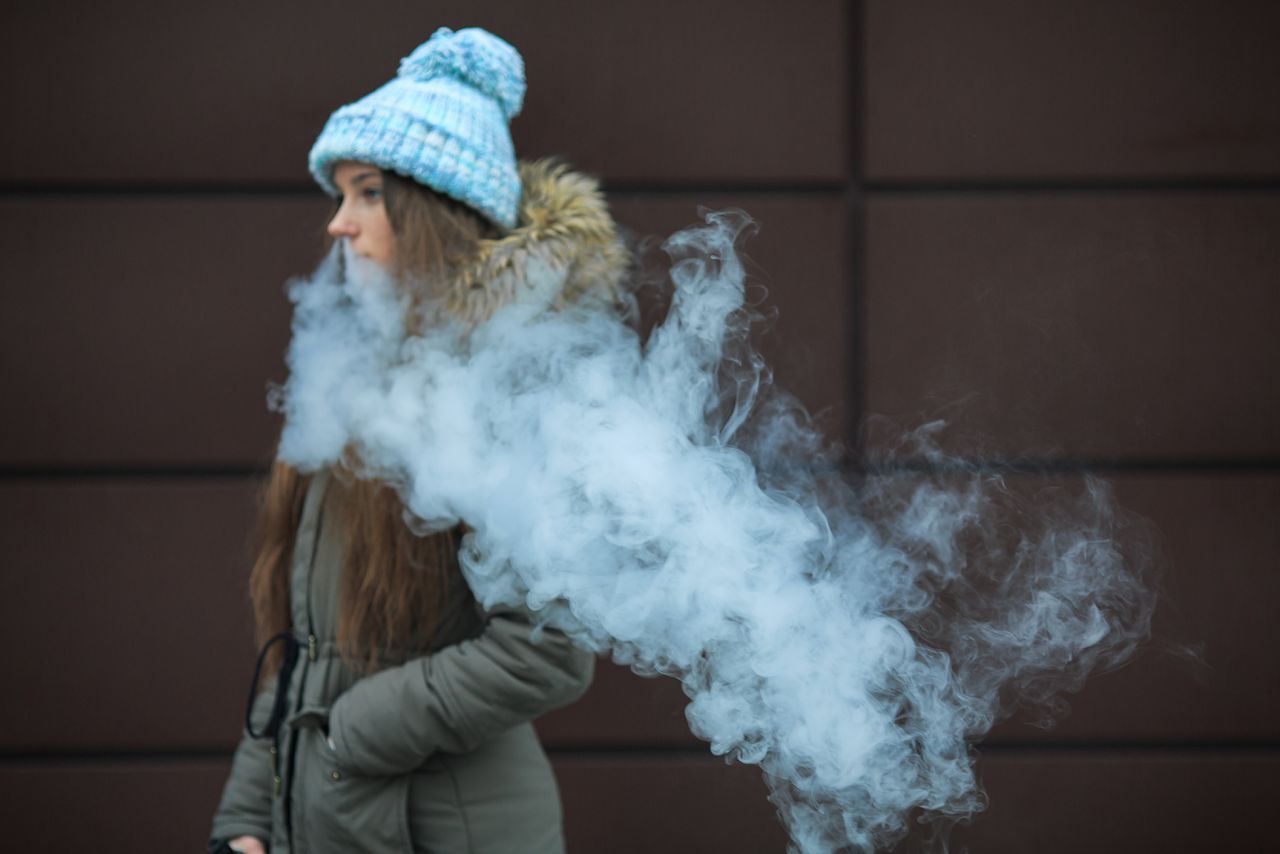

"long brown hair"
[249,170,499,680]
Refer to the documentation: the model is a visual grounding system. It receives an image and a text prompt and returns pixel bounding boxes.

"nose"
[327,202,359,239]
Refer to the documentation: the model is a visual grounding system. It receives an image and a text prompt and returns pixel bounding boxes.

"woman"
[208,27,631,854]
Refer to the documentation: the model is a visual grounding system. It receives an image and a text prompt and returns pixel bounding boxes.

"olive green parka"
[209,160,631,853]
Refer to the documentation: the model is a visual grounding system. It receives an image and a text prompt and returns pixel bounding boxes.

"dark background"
[2,1,1277,851]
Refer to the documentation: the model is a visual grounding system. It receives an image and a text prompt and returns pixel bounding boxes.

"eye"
[361,186,383,201]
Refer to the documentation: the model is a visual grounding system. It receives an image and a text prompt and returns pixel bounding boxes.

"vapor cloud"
[271,211,1156,852]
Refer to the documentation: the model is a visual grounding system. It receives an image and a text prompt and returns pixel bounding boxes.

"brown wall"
[2,1,1277,851]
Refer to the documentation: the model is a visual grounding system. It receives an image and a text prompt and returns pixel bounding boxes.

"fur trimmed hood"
[444,158,633,325]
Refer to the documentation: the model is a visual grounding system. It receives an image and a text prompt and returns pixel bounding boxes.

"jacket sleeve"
[208,687,276,844]
[326,603,595,776]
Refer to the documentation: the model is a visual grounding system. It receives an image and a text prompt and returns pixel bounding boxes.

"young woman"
[208,27,630,854]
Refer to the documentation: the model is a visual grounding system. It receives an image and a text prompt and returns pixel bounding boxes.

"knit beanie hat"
[308,27,526,230]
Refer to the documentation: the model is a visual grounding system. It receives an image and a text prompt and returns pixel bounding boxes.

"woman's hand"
[228,835,266,854]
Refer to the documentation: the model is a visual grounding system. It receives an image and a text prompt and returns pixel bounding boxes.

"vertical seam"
[444,757,475,853]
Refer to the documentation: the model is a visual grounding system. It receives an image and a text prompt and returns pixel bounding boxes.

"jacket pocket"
[292,713,414,854]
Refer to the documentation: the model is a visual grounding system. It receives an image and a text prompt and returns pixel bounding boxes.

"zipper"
[305,471,322,663]
[284,474,327,850]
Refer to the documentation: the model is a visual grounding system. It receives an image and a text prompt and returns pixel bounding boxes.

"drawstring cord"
[243,630,301,801]
[245,630,300,739]
[241,627,299,788]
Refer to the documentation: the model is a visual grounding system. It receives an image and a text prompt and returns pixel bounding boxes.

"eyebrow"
[351,171,381,185]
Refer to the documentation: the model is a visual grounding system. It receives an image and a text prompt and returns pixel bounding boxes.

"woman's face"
[328,161,396,266]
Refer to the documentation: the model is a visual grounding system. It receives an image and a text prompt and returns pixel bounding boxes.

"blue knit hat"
[308,27,526,230]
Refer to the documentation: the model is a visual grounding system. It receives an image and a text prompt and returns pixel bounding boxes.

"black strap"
[245,630,300,740]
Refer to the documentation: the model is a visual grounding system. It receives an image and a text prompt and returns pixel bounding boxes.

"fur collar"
[444,158,632,325]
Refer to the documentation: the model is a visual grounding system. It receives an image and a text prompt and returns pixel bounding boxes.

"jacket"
[210,159,631,852]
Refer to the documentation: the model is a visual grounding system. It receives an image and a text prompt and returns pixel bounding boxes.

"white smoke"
[270,212,1156,853]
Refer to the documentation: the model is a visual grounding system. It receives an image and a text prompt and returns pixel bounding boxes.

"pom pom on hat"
[398,27,526,121]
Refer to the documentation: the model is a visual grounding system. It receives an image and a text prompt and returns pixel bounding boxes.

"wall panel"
[866,0,1280,181]
[985,472,1280,743]
[864,193,1280,460]
[0,479,261,750]
[0,197,320,467]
